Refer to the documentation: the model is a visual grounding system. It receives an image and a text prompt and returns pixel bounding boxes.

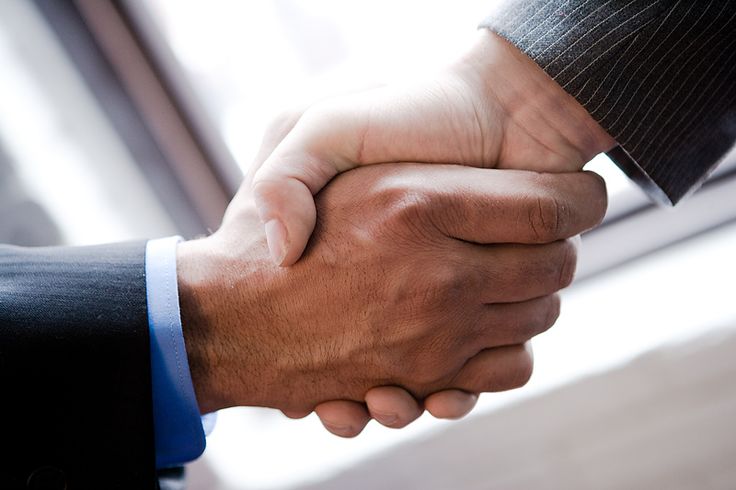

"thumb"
[252,173,318,267]
[252,80,471,266]
[251,104,366,266]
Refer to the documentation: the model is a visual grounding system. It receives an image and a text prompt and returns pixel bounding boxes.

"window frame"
[34,0,241,237]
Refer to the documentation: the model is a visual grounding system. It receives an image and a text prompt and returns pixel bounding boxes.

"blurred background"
[1,0,735,488]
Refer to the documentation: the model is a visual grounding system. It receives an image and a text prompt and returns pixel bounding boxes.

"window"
[132,2,736,489]
[5,0,734,487]
[0,0,177,245]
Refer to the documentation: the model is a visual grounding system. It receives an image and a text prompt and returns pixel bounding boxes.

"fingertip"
[319,420,367,438]
[327,423,368,438]
[365,386,423,429]
[315,400,370,438]
[252,176,318,267]
[264,219,288,265]
[281,408,311,419]
[581,168,608,193]
[277,230,310,267]
[574,170,609,227]
[425,390,478,420]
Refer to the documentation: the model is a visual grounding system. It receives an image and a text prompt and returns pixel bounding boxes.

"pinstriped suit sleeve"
[480,0,736,204]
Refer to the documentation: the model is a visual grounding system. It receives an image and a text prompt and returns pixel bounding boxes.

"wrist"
[454,29,615,170]
[177,225,290,413]
[176,238,232,414]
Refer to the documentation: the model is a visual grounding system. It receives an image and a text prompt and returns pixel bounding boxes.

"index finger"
[416,167,607,244]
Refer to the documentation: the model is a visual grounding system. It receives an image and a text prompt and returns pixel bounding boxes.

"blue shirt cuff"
[146,236,208,468]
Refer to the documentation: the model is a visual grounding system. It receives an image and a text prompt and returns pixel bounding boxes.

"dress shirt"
[146,236,212,468]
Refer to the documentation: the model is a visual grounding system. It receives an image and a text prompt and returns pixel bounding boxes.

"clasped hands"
[177,31,615,436]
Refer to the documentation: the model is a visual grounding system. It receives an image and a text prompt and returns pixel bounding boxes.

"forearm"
[455,30,616,169]
[481,1,736,203]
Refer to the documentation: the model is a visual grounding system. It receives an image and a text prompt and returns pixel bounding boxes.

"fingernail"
[373,411,398,427]
[264,219,287,265]
[323,422,354,436]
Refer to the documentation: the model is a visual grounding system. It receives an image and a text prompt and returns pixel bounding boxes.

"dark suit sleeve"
[0,242,158,489]
[481,1,736,204]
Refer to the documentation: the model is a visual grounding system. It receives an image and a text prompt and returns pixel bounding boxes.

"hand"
[176,163,607,432]
[241,33,615,432]
[250,30,615,267]
[247,103,482,434]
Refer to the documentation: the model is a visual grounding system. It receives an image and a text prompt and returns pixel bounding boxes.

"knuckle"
[507,345,534,389]
[250,179,285,219]
[511,294,561,342]
[408,343,456,391]
[409,364,445,393]
[265,107,305,140]
[299,100,350,139]
[584,170,609,225]
[556,238,579,289]
[393,192,432,226]
[542,294,562,332]
[449,315,485,362]
[428,263,467,304]
[250,175,277,198]
[271,108,300,128]
[370,170,470,243]
[378,179,432,223]
[348,174,433,242]
[528,193,562,242]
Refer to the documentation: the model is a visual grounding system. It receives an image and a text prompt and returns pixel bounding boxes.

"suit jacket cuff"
[480,1,736,204]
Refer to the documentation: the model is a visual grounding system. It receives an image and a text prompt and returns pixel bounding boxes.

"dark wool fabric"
[481,0,736,204]
[0,242,158,489]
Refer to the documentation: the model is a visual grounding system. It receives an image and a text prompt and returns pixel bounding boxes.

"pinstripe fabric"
[481,0,736,204]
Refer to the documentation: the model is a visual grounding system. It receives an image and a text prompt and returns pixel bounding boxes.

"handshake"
[178,31,615,436]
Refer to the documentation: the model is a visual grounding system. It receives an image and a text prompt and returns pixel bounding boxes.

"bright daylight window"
[138,1,736,489]
[0,0,177,246]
